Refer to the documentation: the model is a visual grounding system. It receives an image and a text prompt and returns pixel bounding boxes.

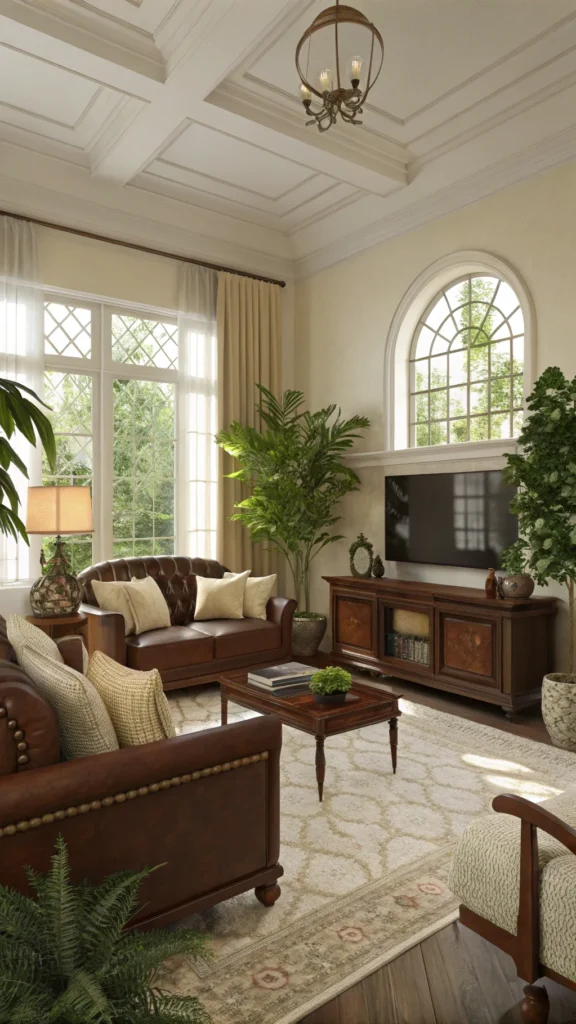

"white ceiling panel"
[48,0,184,34]
[0,47,99,127]
[246,0,576,121]
[160,122,314,199]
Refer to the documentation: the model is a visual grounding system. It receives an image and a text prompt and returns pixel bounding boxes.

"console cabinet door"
[435,606,501,690]
[332,590,378,660]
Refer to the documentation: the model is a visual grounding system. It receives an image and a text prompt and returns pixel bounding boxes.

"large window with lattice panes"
[409,275,524,447]
[41,295,212,573]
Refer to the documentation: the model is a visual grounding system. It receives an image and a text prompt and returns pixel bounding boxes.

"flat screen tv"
[385,470,518,570]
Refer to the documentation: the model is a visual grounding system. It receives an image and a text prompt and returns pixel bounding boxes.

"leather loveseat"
[0,621,283,928]
[78,556,296,690]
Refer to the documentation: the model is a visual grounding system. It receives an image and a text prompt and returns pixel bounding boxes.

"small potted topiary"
[500,539,535,598]
[309,665,353,706]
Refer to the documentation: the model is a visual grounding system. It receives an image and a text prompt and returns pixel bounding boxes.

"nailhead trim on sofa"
[0,705,29,766]
[0,750,269,838]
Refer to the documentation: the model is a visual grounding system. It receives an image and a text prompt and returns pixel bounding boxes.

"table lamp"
[26,486,94,617]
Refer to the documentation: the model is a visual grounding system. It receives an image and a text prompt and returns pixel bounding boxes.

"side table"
[26,611,88,643]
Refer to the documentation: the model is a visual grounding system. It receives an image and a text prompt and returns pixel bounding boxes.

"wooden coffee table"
[219,669,401,802]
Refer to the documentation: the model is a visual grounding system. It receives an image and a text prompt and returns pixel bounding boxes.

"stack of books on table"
[248,662,314,693]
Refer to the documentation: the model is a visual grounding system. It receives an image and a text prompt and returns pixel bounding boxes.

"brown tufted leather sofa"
[78,556,296,689]
[0,617,283,927]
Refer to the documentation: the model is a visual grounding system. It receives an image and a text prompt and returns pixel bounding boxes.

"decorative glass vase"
[29,537,82,617]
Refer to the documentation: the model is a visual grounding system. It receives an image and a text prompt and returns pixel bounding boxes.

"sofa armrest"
[80,603,125,664]
[0,673,60,774]
[267,595,297,640]
[0,715,282,924]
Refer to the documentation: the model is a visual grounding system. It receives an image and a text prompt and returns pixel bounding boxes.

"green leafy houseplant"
[216,386,370,612]
[0,378,56,542]
[501,540,529,577]
[0,837,211,1023]
[309,666,353,696]
[502,366,576,678]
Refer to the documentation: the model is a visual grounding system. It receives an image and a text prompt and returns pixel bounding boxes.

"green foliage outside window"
[413,276,524,446]
[502,366,576,676]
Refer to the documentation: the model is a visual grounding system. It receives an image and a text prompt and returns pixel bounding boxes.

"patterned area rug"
[160,687,576,1024]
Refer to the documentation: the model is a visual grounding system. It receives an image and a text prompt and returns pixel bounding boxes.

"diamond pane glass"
[44,302,91,359]
[112,315,178,370]
[42,372,93,572]
[409,274,525,448]
[112,379,175,557]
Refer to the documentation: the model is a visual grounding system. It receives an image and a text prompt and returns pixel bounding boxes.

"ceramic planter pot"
[292,615,327,657]
[541,673,576,750]
[312,691,348,706]
[500,574,535,599]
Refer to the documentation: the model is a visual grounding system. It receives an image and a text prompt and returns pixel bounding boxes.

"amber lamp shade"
[26,486,94,536]
[26,486,94,618]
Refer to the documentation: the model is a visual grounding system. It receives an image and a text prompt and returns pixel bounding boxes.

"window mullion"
[100,305,114,562]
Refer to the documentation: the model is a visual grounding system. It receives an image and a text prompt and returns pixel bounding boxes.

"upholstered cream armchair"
[451,791,576,1024]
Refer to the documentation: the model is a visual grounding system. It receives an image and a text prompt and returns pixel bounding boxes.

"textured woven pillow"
[7,614,63,666]
[92,579,135,636]
[87,649,176,747]
[224,572,277,620]
[122,577,171,635]
[20,646,118,760]
[194,571,250,621]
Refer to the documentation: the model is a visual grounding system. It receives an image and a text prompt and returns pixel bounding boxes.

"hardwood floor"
[299,923,576,1024]
[297,662,575,1024]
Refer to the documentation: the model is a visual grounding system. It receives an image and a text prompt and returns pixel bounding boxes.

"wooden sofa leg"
[255,884,281,907]
[521,985,550,1024]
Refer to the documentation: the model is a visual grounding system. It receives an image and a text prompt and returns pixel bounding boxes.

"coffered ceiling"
[1,0,576,279]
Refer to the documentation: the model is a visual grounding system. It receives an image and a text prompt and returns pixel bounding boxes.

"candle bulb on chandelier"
[300,83,312,106]
[348,55,363,87]
[319,68,332,92]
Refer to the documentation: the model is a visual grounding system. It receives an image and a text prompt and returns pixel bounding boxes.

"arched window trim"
[385,251,535,454]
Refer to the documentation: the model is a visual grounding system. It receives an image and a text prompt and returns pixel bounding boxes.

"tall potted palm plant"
[216,386,369,656]
[502,366,576,748]
[0,377,56,542]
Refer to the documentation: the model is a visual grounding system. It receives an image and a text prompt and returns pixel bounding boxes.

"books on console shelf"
[248,662,314,687]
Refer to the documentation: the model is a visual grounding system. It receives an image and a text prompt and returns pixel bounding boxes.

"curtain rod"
[0,209,286,289]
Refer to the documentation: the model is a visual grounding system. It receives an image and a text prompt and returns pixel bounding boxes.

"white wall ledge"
[347,438,517,470]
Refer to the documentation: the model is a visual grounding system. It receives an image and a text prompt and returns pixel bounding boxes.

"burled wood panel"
[442,617,495,678]
[335,598,373,652]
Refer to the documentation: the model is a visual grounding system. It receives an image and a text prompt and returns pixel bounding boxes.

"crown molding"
[0,138,294,280]
[295,124,576,278]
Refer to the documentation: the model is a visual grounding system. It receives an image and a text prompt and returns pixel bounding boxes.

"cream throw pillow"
[194,571,250,621]
[92,580,135,636]
[87,650,175,747]
[20,646,118,760]
[122,576,171,635]
[7,614,63,665]
[224,572,277,620]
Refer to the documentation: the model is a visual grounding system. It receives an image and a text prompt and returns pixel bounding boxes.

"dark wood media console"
[324,576,557,717]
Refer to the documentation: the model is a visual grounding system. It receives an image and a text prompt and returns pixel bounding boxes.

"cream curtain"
[216,271,282,574]
[177,264,219,560]
[0,216,43,582]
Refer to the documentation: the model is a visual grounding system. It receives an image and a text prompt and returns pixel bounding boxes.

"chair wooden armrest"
[492,793,576,981]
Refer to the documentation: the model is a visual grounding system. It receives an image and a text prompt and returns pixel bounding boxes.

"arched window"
[409,274,524,447]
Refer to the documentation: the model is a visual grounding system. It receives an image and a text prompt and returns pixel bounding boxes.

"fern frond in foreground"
[0,837,211,1023]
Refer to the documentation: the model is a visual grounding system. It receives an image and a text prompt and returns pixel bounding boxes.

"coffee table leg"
[315,736,326,802]
[389,717,398,774]
[221,689,228,726]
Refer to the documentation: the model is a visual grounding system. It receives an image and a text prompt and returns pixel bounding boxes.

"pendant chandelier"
[295,1,384,133]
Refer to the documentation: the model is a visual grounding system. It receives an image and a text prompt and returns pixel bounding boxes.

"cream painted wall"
[295,161,576,670]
